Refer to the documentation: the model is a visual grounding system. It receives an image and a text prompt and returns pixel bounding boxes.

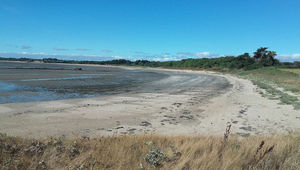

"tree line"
[0,48,299,69]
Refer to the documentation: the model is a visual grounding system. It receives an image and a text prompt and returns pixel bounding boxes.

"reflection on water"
[0,80,97,104]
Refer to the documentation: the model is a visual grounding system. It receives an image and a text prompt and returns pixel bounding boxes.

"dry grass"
[1,132,300,170]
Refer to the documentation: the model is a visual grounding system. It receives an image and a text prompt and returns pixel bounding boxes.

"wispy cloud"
[277,54,300,62]
[151,56,181,61]
[53,48,69,51]
[177,52,219,58]
[102,49,112,53]
[21,45,32,49]
[75,48,90,51]
[131,53,183,61]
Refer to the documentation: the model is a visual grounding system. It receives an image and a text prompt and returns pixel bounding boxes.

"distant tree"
[134,60,150,66]
[230,53,255,69]
[253,47,279,66]
[42,58,59,63]
[295,61,300,68]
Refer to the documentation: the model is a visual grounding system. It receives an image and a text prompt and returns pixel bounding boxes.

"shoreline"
[0,64,299,138]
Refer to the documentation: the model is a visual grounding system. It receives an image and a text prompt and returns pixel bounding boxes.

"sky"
[0,0,300,62]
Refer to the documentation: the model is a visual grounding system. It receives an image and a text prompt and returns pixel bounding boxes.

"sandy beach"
[0,65,299,138]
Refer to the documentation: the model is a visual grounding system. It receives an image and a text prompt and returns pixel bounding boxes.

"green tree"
[253,47,278,66]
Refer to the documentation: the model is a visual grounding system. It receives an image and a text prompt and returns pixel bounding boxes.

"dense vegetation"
[1,48,299,69]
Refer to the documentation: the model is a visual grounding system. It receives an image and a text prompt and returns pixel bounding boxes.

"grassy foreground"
[1,132,300,170]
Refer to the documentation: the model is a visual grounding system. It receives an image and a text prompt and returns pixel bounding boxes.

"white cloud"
[112,56,123,59]
[277,54,300,62]
[177,52,219,58]
[149,54,181,61]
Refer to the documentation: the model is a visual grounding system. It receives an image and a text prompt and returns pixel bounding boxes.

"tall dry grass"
[1,131,300,170]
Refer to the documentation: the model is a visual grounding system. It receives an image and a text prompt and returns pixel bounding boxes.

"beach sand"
[0,66,299,138]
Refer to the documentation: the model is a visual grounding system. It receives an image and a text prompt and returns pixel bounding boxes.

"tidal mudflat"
[0,62,299,138]
[0,61,168,103]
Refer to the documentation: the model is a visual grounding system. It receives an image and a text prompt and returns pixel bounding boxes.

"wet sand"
[0,62,299,138]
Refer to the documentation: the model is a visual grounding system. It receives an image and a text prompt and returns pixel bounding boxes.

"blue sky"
[0,0,300,62]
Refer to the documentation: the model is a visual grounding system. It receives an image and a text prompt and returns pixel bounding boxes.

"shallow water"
[0,62,168,104]
[0,81,20,92]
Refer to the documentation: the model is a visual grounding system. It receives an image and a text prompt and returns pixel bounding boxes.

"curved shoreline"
[0,65,299,138]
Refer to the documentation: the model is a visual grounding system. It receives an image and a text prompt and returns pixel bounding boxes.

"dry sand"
[0,67,299,138]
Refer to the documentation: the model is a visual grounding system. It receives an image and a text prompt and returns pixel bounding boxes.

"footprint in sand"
[232,120,238,124]
[140,121,152,127]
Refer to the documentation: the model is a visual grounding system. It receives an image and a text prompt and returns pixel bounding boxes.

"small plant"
[218,123,231,159]
[24,141,45,156]
[144,146,166,167]
[247,140,275,168]
[143,141,181,167]
[223,123,231,142]
[68,141,80,158]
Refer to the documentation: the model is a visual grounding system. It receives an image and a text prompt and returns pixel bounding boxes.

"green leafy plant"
[144,146,166,167]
